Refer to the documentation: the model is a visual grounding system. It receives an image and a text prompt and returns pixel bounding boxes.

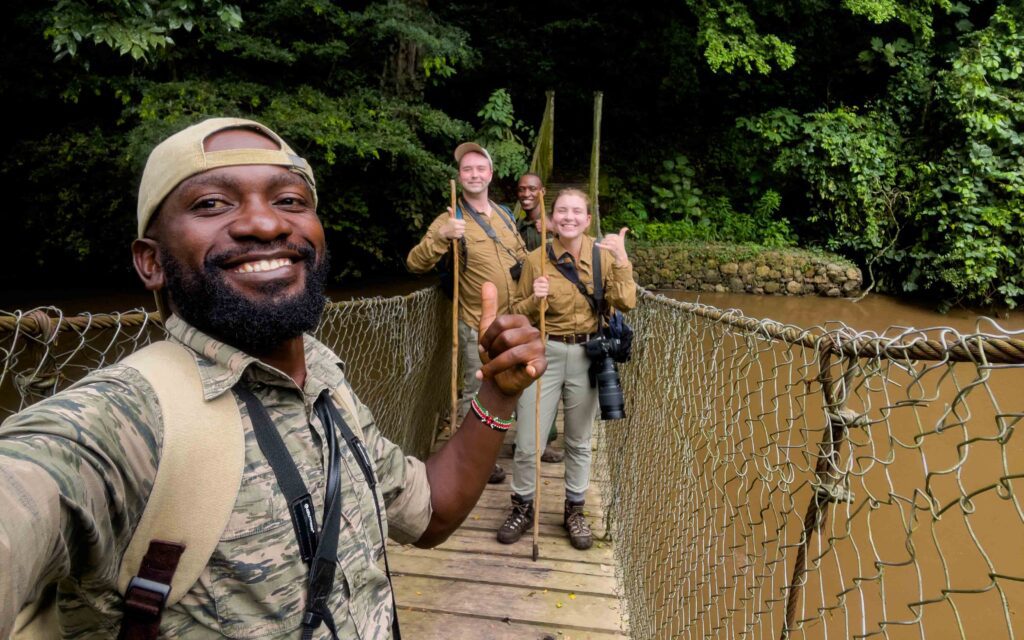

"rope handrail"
[0,288,436,337]
[643,289,1024,363]
[7,288,1024,364]
[0,309,153,337]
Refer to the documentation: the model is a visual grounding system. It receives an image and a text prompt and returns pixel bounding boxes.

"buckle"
[302,610,324,630]
[127,575,171,605]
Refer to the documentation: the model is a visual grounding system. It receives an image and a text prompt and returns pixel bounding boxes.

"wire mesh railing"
[0,288,451,459]
[596,291,1024,639]
[3,287,1023,639]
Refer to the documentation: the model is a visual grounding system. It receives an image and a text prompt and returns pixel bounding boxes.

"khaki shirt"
[511,235,637,335]
[0,315,431,639]
[406,204,526,327]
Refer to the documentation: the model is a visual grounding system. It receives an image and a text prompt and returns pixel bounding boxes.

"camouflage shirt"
[0,315,432,639]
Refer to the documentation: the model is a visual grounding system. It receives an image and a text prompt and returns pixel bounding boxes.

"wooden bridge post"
[589,91,603,237]
[781,346,866,639]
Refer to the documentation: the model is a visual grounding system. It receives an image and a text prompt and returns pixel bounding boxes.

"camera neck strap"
[459,198,526,259]
[234,385,401,640]
[591,241,606,319]
[546,241,606,320]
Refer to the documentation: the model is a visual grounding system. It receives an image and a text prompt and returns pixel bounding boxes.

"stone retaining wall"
[631,243,863,297]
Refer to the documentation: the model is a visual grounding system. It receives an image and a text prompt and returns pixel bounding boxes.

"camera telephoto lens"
[595,357,625,420]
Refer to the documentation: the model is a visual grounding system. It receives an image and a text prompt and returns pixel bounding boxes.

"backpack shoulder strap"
[118,340,245,606]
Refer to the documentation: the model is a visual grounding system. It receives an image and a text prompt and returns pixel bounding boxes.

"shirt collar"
[551,235,594,267]
[164,314,345,401]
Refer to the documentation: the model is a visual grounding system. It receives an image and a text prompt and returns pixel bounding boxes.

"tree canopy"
[3,0,1022,309]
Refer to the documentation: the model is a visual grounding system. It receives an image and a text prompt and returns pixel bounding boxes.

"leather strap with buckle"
[118,540,185,640]
[548,333,594,345]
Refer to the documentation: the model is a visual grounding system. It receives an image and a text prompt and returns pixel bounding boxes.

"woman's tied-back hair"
[551,187,590,215]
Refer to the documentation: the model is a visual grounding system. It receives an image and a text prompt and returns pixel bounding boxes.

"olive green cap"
[136,117,317,238]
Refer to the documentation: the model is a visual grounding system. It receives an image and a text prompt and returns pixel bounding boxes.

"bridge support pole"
[781,347,866,639]
[589,91,603,237]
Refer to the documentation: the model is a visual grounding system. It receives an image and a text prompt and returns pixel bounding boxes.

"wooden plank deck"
[389,427,628,639]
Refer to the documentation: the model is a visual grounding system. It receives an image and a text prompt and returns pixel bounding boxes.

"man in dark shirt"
[516,173,546,251]
[515,172,563,463]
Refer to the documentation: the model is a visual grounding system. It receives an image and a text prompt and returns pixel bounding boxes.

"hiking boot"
[497,494,534,544]
[488,464,506,484]
[564,499,593,550]
[541,443,564,463]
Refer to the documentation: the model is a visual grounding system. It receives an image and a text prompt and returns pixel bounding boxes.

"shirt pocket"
[339,448,388,561]
[336,459,392,636]
[548,275,578,307]
[206,468,304,638]
[464,234,492,269]
[219,467,283,540]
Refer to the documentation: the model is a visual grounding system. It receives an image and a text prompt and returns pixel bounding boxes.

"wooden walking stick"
[532,197,547,562]
[450,179,460,433]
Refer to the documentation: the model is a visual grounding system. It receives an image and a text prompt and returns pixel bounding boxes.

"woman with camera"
[497,188,636,550]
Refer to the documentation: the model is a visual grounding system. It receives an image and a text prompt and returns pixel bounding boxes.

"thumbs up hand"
[476,282,546,397]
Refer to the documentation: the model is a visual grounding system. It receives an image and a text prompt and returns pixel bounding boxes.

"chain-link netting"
[316,289,451,457]
[595,291,1024,639]
[0,288,451,459]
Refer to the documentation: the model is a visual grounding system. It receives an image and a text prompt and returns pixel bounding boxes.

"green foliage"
[361,0,477,86]
[474,89,533,180]
[604,156,796,247]
[741,106,908,252]
[908,4,1024,306]
[8,0,1024,309]
[12,127,130,270]
[46,0,242,61]
[738,5,1024,307]
[5,1,482,282]
[686,0,796,73]
[843,0,954,41]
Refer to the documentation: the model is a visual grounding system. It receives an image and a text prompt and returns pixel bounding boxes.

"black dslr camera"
[584,334,628,420]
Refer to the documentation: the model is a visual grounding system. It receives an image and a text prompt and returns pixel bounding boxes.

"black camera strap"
[546,241,606,318]
[460,198,527,260]
[591,241,606,321]
[234,385,401,640]
[318,393,402,640]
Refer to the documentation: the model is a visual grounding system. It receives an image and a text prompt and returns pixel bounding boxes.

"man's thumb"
[479,282,498,335]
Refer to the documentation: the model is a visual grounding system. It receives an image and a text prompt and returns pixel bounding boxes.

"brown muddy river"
[663,290,1024,334]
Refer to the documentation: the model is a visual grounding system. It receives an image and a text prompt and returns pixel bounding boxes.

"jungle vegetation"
[2,1,1021,308]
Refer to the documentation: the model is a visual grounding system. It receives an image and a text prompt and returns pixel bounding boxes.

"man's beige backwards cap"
[136,117,317,238]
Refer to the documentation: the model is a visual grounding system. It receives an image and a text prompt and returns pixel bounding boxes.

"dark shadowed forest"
[1,1,1021,308]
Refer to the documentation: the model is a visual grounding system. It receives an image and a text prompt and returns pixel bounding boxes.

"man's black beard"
[162,243,330,354]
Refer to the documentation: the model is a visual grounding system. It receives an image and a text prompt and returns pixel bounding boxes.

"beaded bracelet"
[470,394,516,432]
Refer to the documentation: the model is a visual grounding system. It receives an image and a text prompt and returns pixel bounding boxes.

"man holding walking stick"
[407,143,528,484]
[515,172,564,464]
